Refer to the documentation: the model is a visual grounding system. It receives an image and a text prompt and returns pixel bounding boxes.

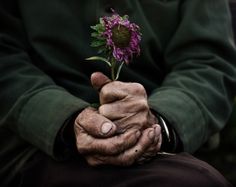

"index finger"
[99,82,147,104]
[75,128,141,156]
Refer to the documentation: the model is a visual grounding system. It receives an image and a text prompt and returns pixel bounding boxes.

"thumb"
[75,107,117,138]
[91,72,111,91]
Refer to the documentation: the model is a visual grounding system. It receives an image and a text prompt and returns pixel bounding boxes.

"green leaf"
[122,15,129,20]
[86,56,111,67]
[99,18,104,24]
[91,23,105,33]
[91,32,99,37]
[91,32,104,40]
[91,31,98,36]
[91,40,106,47]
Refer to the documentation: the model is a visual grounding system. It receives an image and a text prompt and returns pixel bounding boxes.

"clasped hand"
[74,72,162,166]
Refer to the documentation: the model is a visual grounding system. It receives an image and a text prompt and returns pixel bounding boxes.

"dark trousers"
[15,152,232,187]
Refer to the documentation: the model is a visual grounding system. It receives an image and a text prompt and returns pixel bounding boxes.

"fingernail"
[148,130,155,139]
[101,122,113,134]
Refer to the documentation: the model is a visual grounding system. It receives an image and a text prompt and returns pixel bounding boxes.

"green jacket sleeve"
[148,0,236,152]
[0,4,89,158]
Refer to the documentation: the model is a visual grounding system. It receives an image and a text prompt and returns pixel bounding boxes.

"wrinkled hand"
[74,107,160,166]
[91,72,162,164]
[91,72,157,133]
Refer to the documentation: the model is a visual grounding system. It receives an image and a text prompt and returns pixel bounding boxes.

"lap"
[17,152,232,187]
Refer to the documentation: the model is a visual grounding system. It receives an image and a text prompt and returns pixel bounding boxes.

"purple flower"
[102,14,141,64]
[87,12,142,80]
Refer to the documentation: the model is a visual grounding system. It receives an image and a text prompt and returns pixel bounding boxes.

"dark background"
[194,2,236,186]
[195,102,236,186]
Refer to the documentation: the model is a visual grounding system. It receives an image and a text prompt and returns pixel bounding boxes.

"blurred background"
[194,1,236,185]
[195,101,236,186]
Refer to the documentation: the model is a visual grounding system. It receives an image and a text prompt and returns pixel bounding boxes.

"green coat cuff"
[18,88,89,159]
[148,88,207,153]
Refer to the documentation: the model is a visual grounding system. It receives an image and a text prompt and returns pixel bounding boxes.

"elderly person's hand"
[90,72,162,164]
[74,107,159,166]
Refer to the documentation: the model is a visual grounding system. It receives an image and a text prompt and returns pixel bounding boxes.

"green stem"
[111,57,116,81]
[115,61,124,80]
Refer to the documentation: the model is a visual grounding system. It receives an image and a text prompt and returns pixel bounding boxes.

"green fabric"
[148,0,236,152]
[0,0,236,185]
[18,88,89,156]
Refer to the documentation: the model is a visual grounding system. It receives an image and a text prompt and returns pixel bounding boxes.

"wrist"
[154,113,183,153]
[54,112,78,159]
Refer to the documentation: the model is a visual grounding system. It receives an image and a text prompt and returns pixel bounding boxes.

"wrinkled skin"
[74,72,162,166]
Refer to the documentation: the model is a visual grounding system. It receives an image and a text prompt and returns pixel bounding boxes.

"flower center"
[111,25,131,48]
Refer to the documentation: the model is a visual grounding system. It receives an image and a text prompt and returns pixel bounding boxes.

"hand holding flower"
[90,72,162,165]
[74,72,162,166]
[78,11,161,166]
[91,72,157,132]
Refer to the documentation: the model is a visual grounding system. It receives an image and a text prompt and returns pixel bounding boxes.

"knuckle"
[98,105,106,115]
[76,107,95,126]
[100,84,111,98]
[98,104,115,118]
[131,83,146,96]
[137,99,149,111]
[139,116,149,128]
[132,114,150,129]
[100,87,107,97]
[74,122,82,133]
